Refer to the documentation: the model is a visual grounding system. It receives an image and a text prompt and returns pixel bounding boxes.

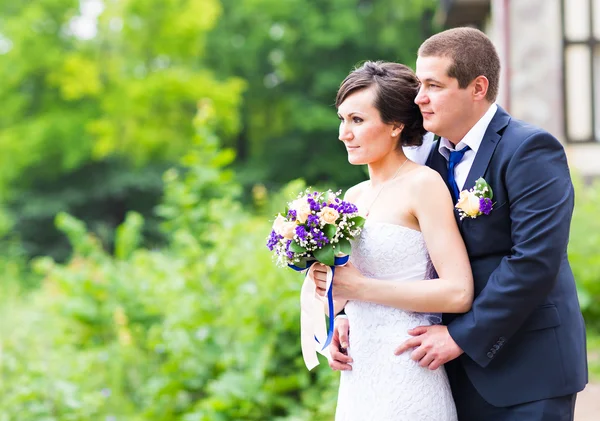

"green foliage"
[569,177,600,330]
[0,0,245,261]
[586,332,600,381]
[205,0,438,190]
[0,104,339,419]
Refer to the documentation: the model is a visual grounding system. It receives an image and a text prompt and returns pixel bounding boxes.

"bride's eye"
[353,117,363,123]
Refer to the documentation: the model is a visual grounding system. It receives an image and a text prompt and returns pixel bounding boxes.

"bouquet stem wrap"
[290,255,349,370]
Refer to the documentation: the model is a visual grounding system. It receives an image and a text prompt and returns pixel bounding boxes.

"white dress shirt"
[437,103,498,190]
[403,131,435,165]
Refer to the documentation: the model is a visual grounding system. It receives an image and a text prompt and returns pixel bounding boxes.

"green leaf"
[289,241,307,254]
[350,216,366,228]
[337,238,352,255]
[313,243,334,266]
[475,177,493,199]
[322,223,337,240]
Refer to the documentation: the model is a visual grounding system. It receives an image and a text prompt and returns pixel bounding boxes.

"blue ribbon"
[289,255,349,351]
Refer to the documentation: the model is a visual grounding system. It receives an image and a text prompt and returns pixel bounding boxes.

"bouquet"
[266,189,365,268]
[266,189,365,370]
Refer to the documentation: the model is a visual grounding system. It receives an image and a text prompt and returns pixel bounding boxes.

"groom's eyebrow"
[421,77,444,85]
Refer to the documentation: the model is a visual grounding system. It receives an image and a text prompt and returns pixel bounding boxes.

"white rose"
[455,191,481,217]
[318,207,340,224]
[326,192,338,204]
[296,202,312,224]
[272,214,287,235]
[280,221,296,239]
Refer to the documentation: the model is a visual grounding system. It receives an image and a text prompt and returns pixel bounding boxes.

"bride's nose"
[339,123,353,142]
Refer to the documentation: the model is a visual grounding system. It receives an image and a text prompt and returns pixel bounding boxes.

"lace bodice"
[335,221,457,421]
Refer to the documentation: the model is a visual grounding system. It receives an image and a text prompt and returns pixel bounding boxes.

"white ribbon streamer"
[300,264,333,370]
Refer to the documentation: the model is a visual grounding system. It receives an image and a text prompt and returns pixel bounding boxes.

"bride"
[312,61,473,420]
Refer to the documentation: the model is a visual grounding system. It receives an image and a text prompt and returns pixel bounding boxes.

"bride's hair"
[336,61,426,147]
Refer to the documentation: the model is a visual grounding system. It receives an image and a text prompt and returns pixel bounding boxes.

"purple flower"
[287,209,297,221]
[295,225,308,241]
[306,214,320,228]
[311,228,330,248]
[285,240,294,259]
[307,197,322,212]
[479,197,493,215]
[334,201,358,214]
[266,230,282,251]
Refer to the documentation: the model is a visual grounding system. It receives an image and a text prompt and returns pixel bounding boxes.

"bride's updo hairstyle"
[335,61,426,147]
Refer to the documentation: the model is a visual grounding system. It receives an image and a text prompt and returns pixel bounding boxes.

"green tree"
[0,0,244,260]
[205,0,437,191]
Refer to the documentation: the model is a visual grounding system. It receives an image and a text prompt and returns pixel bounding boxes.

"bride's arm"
[338,169,474,313]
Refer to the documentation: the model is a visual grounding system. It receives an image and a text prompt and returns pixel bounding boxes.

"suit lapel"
[426,106,511,229]
[462,106,511,192]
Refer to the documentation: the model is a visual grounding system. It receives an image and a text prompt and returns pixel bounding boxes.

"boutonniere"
[455,177,494,220]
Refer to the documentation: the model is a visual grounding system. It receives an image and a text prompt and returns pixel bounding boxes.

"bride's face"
[337,86,398,166]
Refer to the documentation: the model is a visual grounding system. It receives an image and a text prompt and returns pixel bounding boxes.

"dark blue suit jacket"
[426,106,588,407]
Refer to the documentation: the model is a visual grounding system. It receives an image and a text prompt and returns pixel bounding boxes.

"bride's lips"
[346,146,360,151]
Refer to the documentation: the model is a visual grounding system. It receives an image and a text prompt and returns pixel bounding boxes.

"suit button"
[499,336,506,343]
[487,351,494,359]
[493,344,500,351]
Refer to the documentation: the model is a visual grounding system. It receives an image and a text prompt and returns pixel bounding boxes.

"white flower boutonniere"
[455,177,494,220]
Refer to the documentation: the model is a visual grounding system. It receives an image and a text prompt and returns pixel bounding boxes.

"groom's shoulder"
[501,115,563,151]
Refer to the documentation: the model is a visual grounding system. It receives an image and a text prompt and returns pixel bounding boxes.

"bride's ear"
[391,123,405,138]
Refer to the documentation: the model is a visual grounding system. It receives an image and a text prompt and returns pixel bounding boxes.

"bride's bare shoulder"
[344,180,369,202]
[406,165,447,194]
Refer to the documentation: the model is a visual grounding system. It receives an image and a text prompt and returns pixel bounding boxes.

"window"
[562,0,600,142]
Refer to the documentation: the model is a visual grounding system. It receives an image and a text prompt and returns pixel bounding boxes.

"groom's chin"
[421,120,436,133]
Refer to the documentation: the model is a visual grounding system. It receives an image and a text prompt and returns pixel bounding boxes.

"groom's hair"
[336,61,426,147]
[418,27,500,102]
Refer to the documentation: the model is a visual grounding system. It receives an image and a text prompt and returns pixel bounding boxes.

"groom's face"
[415,55,473,144]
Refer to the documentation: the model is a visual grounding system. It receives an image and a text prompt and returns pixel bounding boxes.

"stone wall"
[506,0,564,140]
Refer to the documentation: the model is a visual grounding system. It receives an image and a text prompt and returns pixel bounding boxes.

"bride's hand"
[313,262,365,300]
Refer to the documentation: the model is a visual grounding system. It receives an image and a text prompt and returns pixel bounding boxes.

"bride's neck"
[367,152,409,188]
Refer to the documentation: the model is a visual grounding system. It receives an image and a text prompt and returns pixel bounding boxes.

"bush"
[570,177,600,331]
[0,105,339,420]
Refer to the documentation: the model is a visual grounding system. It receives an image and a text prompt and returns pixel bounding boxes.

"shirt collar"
[438,103,498,160]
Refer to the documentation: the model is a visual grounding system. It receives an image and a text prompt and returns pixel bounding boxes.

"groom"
[330,27,588,420]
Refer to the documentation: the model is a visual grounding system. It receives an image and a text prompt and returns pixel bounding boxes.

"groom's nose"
[415,86,428,105]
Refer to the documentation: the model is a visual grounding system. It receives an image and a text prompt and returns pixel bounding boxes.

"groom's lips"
[421,111,434,118]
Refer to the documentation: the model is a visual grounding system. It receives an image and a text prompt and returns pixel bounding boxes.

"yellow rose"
[455,191,481,217]
[272,214,287,235]
[280,221,296,239]
[318,207,340,224]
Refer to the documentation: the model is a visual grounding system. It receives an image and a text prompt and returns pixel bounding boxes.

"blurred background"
[0,0,598,419]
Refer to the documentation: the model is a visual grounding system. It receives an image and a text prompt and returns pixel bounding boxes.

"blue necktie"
[448,146,470,203]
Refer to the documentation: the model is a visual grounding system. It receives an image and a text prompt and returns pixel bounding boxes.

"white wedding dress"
[335,221,458,421]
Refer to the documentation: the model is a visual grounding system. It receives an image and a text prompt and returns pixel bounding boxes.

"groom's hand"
[394,325,463,370]
[328,316,353,371]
